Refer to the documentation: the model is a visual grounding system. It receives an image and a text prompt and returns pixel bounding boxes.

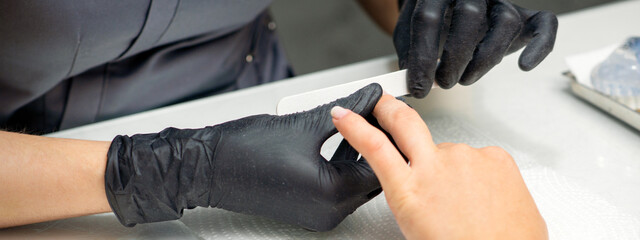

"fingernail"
[331,106,349,120]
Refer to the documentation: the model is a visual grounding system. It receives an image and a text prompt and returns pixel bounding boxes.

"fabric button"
[245,54,254,63]
[267,21,277,31]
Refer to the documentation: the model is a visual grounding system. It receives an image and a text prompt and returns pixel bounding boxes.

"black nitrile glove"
[105,84,384,231]
[394,0,559,98]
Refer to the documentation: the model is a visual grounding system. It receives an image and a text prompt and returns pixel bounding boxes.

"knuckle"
[410,88,428,99]
[446,143,477,160]
[390,106,419,124]
[500,11,524,31]
[499,10,520,23]
[452,143,474,152]
[458,2,485,17]
[363,133,388,153]
[481,146,515,163]
[415,9,442,27]
[482,146,508,156]
[436,142,455,148]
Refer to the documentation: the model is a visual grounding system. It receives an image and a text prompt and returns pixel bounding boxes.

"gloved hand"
[104,84,383,231]
[394,0,558,97]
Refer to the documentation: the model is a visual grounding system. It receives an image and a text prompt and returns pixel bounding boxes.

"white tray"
[564,43,640,131]
[566,72,640,131]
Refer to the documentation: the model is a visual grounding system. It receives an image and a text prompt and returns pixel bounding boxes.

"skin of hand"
[0,131,112,228]
[394,0,559,98]
[331,94,547,239]
[356,0,400,34]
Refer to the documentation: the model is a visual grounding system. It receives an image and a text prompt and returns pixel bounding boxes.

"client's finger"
[331,106,410,192]
[373,95,437,162]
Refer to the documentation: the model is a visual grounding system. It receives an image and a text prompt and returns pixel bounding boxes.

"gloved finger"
[517,10,558,71]
[504,4,535,54]
[436,0,487,89]
[355,157,383,196]
[331,159,381,195]
[328,158,382,220]
[459,1,523,85]
[394,0,417,69]
[406,0,451,98]
[301,83,383,141]
[330,139,360,162]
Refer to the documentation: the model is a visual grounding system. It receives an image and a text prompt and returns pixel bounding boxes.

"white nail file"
[277,69,436,115]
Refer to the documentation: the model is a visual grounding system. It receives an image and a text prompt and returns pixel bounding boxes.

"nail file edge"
[277,69,423,115]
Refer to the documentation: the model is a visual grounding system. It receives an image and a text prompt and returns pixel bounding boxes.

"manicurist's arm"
[0,84,385,231]
[356,0,399,34]
[0,131,111,228]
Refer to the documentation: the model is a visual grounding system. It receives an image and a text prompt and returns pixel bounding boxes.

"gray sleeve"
[0,1,149,123]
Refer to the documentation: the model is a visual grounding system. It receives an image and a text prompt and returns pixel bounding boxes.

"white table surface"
[4,0,640,239]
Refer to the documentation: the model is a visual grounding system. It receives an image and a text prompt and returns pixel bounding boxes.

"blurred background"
[270,0,623,75]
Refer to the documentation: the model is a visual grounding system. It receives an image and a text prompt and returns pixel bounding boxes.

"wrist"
[105,127,222,226]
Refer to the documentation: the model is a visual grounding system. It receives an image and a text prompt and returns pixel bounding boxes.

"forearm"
[0,131,111,228]
[356,0,399,34]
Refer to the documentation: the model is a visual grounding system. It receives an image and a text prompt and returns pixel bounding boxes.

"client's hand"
[332,94,547,239]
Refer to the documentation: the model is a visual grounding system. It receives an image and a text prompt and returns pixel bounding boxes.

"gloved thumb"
[294,83,383,140]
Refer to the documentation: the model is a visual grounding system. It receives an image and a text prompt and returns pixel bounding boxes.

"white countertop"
[5,1,640,239]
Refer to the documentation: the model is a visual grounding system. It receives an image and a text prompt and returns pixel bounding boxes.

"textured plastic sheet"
[178,117,640,239]
[2,117,639,239]
[1,214,199,240]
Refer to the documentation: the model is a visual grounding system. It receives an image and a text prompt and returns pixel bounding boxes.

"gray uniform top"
[0,0,291,134]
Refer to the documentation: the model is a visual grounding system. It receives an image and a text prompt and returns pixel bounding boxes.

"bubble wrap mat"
[1,214,200,240]
[2,117,638,239]
[178,117,640,239]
